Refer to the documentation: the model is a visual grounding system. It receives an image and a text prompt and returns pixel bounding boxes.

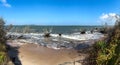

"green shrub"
[0,52,8,65]
[90,18,120,65]
[0,18,8,65]
[92,28,120,65]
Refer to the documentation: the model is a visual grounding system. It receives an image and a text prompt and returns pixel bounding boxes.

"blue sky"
[0,0,120,25]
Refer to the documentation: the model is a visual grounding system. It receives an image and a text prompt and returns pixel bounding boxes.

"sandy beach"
[7,41,88,65]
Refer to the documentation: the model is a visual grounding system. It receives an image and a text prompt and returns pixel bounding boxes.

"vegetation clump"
[0,18,9,65]
[89,16,120,65]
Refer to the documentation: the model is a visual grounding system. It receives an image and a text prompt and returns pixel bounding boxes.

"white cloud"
[0,0,11,7]
[1,0,6,3]
[109,13,116,16]
[100,14,109,20]
[3,3,11,7]
[99,13,119,25]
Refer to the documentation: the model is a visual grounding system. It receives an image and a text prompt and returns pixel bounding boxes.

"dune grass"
[0,43,7,65]
[0,50,8,65]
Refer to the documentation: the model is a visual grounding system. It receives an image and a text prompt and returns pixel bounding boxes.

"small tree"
[0,17,6,47]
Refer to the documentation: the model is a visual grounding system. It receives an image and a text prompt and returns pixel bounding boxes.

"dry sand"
[19,44,78,65]
[7,41,88,65]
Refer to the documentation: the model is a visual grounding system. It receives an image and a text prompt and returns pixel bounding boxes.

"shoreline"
[6,32,104,65]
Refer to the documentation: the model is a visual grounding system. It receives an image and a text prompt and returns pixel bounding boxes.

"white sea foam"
[7,32,104,41]
[51,32,104,41]
[7,32,104,50]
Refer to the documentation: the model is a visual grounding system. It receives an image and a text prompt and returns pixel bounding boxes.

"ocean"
[7,25,104,49]
[9,25,102,34]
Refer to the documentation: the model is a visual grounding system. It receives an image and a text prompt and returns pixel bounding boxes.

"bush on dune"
[95,36,120,65]
[90,16,120,65]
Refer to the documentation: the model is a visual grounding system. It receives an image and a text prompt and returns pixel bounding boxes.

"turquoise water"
[9,25,102,34]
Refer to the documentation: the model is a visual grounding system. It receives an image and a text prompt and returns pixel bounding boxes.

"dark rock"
[58,33,62,36]
[80,31,86,34]
[17,35,24,39]
[91,30,93,34]
[99,30,106,34]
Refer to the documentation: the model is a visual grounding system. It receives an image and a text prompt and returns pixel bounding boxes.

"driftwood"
[44,33,51,37]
